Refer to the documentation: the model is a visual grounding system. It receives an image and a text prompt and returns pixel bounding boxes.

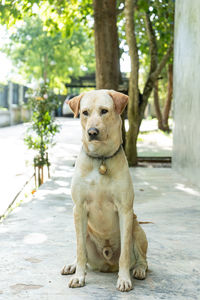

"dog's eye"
[82,110,88,116]
[101,109,108,115]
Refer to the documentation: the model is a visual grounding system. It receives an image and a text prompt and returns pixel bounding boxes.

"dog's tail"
[103,247,113,260]
[139,221,154,224]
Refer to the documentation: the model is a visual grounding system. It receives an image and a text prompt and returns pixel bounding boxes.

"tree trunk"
[163,63,173,130]
[153,64,173,132]
[126,73,139,166]
[124,0,139,166]
[124,2,173,166]
[93,0,120,90]
[153,79,165,130]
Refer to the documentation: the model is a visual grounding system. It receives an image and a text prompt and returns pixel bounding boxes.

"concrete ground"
[127,118,173,157]
[0,123,34,217]
[0,118,200,299]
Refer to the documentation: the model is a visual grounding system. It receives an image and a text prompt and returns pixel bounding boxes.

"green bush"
[24,83,61,185]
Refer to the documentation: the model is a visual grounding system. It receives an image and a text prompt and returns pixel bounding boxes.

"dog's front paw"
[132,265,146,280]
[116,277,133,292]
[61,263,76,275]
[68,275,85,288]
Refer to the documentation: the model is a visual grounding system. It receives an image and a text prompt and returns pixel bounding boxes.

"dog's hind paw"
[68,275,85,288]
[132,265,146,280]
[61,263,76,275]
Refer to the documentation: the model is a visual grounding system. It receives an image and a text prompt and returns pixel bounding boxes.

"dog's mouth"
[88,136,100,142]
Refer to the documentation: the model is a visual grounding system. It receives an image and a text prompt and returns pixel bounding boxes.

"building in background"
[0,82,30,127]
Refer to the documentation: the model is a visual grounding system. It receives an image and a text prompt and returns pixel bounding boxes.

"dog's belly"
[86,191,121,266]
[87,196,119,238]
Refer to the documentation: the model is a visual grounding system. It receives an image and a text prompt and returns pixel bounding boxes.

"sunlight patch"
[24,233,47,245]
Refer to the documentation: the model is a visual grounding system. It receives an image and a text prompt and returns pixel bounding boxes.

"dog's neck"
[83,143,122,161]
[82,143,122,175]
[82,133,122,159]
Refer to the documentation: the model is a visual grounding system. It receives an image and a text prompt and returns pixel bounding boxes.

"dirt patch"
[10,283,43,294]
[25,257,42,263]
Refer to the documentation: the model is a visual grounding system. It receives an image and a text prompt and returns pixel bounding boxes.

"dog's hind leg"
[61,261,76,275]
[131,214,148,280]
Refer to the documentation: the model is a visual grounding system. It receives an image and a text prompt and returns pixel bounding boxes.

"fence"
[0,82,30,127]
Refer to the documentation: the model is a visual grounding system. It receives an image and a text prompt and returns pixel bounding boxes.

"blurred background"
[0,0,199,215]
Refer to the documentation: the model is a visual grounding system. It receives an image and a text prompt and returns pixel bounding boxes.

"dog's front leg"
[68,204,87,288]
[117,209,133,292]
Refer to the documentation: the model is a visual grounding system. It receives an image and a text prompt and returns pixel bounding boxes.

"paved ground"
[137,130,172,157]
[0,123,35,217]
[127,118,173,157]
[0,118,81,217]
[1,118,200,299]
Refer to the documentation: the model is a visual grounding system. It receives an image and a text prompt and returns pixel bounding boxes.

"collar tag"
[99,161,107,175]
[84,144,122,176]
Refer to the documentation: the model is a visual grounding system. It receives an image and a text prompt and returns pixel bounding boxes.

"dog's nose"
[87,127,99,139]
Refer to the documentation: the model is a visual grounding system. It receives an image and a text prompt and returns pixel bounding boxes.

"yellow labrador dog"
[61,90,148,292]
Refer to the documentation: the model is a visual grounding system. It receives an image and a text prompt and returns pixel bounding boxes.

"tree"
[93,0,120,90]
[124,0,174,165]
[1,0,174,165]
[154,63,173,131]
[1,0,122,91]
[1,15,95,92]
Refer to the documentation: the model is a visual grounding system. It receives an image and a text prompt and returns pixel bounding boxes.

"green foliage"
[137,0,174,60]
[118,0,174,71]
[24,83,60,168]
[1,0,174,97]
[0,0,93,36]
[1,15,95,91]
[118,0,174,112]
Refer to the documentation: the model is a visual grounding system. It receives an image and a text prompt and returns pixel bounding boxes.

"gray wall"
[173,0,200,187]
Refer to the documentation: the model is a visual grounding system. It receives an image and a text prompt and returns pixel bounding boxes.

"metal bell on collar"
[99,162,107,175]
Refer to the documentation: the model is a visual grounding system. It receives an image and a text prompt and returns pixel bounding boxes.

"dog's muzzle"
[88,127,99,141]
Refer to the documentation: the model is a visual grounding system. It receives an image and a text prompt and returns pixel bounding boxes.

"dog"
[61,90,148,292]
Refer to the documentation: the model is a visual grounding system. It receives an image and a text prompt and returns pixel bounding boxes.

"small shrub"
[24,83,61,186]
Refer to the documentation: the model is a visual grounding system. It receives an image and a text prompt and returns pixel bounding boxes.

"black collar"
[84,144,122,161]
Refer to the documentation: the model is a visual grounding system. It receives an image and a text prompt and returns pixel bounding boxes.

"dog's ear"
[108,90,128,115]
[68,93,84,118]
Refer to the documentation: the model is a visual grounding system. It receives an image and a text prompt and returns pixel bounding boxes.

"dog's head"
[68,90,128,156]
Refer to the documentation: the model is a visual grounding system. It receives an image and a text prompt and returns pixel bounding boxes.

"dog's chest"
[83,168,103,186]
[82,168,118,212]
[82,167,114,193]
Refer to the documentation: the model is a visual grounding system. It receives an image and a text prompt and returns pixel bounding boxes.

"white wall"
[173,0,200,187]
